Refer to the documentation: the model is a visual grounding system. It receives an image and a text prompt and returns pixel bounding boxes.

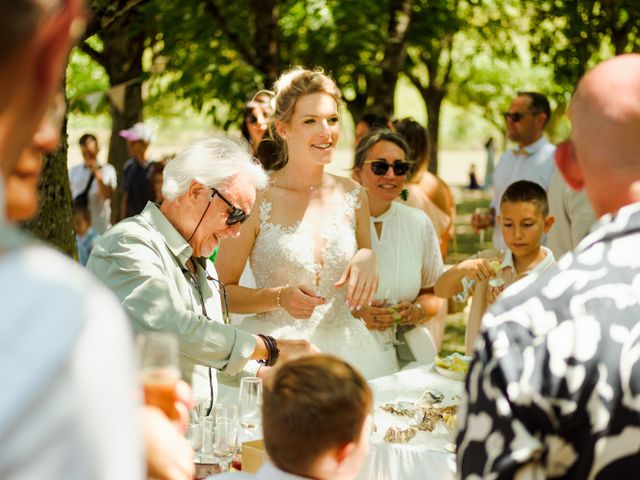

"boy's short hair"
[500,180,549,216]
[262,355,372,476]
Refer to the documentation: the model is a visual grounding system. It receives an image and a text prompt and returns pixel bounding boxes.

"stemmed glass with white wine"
[239,377,263,437]
[212,404,239,472]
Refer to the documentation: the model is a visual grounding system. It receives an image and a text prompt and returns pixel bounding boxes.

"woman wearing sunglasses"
[353,130,445,369]
[217,67,396,380]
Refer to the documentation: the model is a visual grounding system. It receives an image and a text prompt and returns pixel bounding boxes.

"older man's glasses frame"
[211,187,250,225]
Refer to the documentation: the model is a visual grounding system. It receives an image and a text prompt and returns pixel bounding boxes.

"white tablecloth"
[357,364,463,480]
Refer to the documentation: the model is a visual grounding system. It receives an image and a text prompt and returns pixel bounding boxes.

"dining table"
[356,363,464,480]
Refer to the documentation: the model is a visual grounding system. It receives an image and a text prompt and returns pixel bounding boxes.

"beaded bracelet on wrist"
[257,333,280,367]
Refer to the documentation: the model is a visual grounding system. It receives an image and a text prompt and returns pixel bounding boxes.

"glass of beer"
[138,331,181,420]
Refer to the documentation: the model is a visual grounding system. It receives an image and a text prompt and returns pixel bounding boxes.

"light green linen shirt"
[86,202,257,401]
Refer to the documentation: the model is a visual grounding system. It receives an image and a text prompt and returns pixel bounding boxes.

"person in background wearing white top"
[472,92,556,250]
[436,180,555,355]
[215,354,372,480]
[68,133,117,234]
[547,140,596,259]
[0,2,194,478]
[353,130,445,369]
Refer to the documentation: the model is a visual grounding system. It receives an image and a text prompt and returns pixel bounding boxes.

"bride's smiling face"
[277,92,340,166]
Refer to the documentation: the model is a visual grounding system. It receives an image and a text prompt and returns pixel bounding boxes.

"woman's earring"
[400,189,409,201]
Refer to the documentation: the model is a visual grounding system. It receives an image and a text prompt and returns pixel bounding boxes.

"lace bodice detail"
[238,184,396,379]
[251,185,360,296]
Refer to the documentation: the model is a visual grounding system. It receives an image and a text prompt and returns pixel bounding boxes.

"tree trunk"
[424,87,445,175]
[367,0,414,117]
[251,0,280,87]
[100,13,145,221]
[22,115,76,257]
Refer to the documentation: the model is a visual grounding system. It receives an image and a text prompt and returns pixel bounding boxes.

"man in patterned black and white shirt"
[457,54,640,479]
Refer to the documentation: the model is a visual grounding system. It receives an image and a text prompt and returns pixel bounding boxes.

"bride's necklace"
[272,171,323,192]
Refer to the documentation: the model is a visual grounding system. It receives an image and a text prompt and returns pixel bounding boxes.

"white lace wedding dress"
[235,185,397,380]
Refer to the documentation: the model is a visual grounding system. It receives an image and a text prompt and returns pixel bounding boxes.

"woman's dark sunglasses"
[211,188,250,225]
[365,160,411,176]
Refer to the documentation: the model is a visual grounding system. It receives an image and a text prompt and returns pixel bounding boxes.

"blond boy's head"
[498,180,554,258]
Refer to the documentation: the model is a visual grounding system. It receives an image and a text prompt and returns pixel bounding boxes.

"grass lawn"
[439,188,493,357]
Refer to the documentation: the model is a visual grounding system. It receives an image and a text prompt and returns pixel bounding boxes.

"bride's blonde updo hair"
[257,67,342,171]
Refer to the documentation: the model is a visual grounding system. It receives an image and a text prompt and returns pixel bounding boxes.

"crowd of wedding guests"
[2,1,640,479]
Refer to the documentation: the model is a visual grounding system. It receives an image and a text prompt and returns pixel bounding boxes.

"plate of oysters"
[379,390,458,444]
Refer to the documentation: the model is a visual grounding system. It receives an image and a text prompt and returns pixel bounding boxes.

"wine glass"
[213,418,239,472]
[488,252,506,288]
[200,417,215,464]
[137,331,181,420]
[383,289,404,346]
[213,403,238,424]
[474,207,492,248]
[239,377,262,436]
[186,420,203,462]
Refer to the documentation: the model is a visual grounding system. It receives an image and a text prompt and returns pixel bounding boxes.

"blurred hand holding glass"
[138,332,181,421]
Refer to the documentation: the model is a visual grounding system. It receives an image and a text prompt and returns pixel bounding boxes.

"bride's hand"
[335,248,378,310]
[280,284,326,319]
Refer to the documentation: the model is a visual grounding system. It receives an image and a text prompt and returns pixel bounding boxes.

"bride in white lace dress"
[217,68,396,380]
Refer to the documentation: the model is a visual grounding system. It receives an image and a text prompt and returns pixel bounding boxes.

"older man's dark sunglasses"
[365,160,411,176]
[211,188,250,225]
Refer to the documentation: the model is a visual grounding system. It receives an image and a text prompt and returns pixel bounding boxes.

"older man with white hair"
[88,135,317,410]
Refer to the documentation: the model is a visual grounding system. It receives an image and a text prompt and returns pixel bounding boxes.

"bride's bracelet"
[275,286,283,309]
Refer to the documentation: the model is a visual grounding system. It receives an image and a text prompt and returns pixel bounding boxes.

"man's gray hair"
[162,135,268,201]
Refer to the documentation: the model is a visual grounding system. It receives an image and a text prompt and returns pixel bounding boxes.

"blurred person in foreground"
[0,2,193,478]
[472,92,556,250]
[87,136,317,409]
[216,354,372,480]
[457,54,640,478]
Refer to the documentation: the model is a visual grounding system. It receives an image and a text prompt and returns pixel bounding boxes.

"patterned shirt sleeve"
[456,289,589,479]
